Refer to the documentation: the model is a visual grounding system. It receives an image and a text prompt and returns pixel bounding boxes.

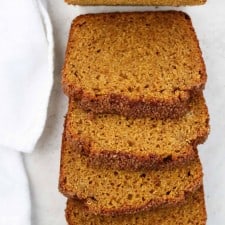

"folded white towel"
[0,148,30,225]
[0,0,53,224]
[0,0,53,152]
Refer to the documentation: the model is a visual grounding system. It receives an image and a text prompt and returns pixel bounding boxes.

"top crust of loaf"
[65,0,206,6]
[62,11,206,119]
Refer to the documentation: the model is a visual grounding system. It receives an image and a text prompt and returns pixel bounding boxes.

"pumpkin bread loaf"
[62,11,206,119]
[65,187,206,225]
[59,135,203,215]
[65,0,206,6]
[65,94,209,170]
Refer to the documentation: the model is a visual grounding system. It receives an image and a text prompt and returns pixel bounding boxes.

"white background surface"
[24,0,225,224]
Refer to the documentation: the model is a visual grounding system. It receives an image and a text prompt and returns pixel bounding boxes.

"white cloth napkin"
[0,0,53,224]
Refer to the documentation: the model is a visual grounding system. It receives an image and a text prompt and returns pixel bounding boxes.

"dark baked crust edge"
[59,133,203,216]
[60,174,203,216]
[64,97,210,170]
[62,11,207,119]
[65,187,206,224]
[65,125,209,171]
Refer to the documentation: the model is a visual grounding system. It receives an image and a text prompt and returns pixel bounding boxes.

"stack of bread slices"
[59,5,209,225]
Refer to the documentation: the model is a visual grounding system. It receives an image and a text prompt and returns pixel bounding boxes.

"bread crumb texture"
[65,94,209,170]
[59,136,203,215]
[66,188,206,225]
[62,11,206,118]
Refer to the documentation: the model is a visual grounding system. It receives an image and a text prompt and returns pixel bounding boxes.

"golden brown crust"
[62,186,202,216]
[59,132,203,216]
[64,84,204,119]
[65,187,207,225]
[64,93,209,171]
[65,0,207,6]
[65,126,208,171]
[62,11,207,119]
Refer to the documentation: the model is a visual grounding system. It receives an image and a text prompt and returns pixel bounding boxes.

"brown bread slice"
[65,0,206,6]
[62,11,206,119]
[65,94,209,170]
[59,136,203,215]
[66,187,206,225]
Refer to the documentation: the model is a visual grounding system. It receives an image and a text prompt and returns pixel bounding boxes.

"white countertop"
[24,1,225,224]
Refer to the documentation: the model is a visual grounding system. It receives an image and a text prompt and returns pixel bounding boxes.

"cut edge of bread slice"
[59,133,203,215]
[65,0,207,6]
[65,187,206,225]
[62,11,207,119]
[65,93,209,170]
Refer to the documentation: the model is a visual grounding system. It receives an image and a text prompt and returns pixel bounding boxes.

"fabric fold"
[0,1,53,225]
[0,147,31,225]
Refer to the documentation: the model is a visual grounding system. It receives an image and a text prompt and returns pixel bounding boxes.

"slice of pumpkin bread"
[65,94,209,170]
[65,187,206,225]
[62,11,206,119]
[59,135,203,215]
[65,0,206,6]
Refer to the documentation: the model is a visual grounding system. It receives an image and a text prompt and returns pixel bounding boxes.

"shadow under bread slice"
[62,11,206,119]
[65,93,209,170]
[65,0,206,6]
[59,135,203,215]
[65,187,206,225]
